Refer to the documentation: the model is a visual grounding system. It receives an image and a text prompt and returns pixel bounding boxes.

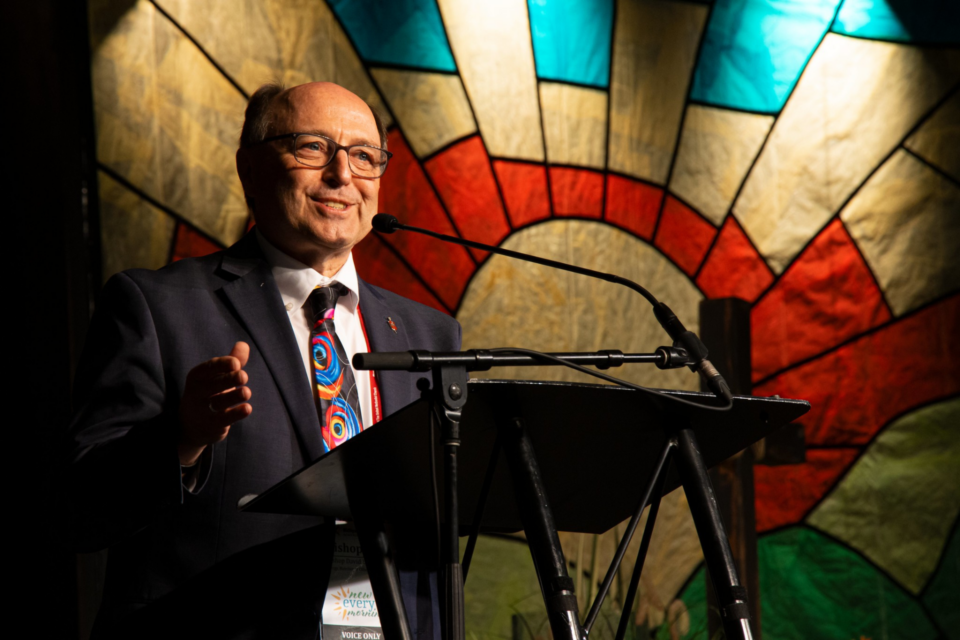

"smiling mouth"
[312,198,350,211]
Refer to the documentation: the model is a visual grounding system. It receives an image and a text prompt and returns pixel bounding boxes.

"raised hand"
[177,342,253,466]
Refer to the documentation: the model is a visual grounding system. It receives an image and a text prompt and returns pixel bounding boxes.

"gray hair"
[239,83,285,149]
[239,83,388,151]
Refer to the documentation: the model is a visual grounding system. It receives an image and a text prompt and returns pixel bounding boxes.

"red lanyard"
[356,306,383,425]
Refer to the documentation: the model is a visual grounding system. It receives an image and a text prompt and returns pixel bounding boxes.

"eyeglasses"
[254,133,392,178]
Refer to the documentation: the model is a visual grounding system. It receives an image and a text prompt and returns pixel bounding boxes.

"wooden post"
[698,298,761,639]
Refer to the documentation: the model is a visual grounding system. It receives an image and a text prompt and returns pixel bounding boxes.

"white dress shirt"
[256,230,373,428]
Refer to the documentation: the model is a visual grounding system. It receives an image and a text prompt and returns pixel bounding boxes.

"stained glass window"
[89,0,960,636]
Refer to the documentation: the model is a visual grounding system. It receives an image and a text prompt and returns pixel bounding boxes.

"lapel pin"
[386,317,398,333]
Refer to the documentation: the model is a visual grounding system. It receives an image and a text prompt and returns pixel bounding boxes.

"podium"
[242,379,810,640]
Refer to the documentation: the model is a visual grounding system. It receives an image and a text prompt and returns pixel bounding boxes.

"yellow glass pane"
[437,0,544,161]
[558,487,702,622]
[669,105,773,226]
[151,0,392,126]
[735,35,960,274]
[91,0,249,246]
[371,69,476,158]
[458,220,702,391]
[539,82,608,170]
[904,90,960,182]
[608,0,708,184]
[98,171,176,283]
[841,149,960,316]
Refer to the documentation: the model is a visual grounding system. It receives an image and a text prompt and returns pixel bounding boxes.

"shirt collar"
[255,228,359,314]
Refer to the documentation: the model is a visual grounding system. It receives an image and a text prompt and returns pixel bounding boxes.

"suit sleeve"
[63,272,186,552]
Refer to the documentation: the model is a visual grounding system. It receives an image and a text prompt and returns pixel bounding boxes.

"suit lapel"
[358,279,417,417]
[219,238,326,462]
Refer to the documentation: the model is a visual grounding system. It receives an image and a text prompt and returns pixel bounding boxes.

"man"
[66,82,459,638]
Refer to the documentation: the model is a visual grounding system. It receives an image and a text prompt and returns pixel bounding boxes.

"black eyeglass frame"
[252,132,393,177]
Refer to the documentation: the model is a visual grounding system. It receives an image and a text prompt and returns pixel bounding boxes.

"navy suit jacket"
[65,231,461,638]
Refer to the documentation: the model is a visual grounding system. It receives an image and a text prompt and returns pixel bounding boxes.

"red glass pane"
[425,136,511,261]
[379,130,476,310]
[550,167,604,218]
[604,175,661,241]
[493,160,551,228]
[170,223,222,262]
[752,219,891,382]
[755,448,860,532]
[755,294,960,446]
[696,215,773,302]
[653,196,717,276]
[353,233,449,314]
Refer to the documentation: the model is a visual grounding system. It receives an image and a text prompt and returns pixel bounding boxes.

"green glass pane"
[462,535,543,640]
[760,527,937,639]
[673,565,709,640]
[922,522,960,638]
[808,399,960,593]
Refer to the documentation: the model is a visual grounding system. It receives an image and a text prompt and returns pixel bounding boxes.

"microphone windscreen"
[372,213,400,234]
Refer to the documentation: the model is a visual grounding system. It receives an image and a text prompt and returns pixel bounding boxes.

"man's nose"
[323,148,353,185]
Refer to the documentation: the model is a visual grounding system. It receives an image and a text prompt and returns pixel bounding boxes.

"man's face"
[238,83,383,265]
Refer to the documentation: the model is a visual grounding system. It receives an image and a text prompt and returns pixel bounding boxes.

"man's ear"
[236,148,252,197]
[236,149,257,215]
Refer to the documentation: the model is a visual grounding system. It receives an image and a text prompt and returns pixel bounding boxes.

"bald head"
[235,81,388,276]
[240,82,387,151]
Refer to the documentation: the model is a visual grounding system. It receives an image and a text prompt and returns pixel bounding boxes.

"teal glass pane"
[328,0,456,72]
[760,527,938,639]
[528,0,614,87]
[690,0,842,113]
[834,0,960,44]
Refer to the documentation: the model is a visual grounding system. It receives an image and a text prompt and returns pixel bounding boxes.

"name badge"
[321,526,382,640]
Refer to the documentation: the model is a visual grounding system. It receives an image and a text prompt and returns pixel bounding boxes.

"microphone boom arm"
[372,214,733,404]
[376,215,659,306]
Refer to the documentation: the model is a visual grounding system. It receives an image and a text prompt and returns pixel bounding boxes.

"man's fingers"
[208,385,252,413]
[185,343,251,389]
[194,401,253,433]
[230,341,251,368]
[179,343,252,449]
[213,403,253,428]
[193,368,249,398]
[187,356,240,384]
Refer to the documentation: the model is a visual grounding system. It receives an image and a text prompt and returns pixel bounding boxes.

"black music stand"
[241,378,809,640]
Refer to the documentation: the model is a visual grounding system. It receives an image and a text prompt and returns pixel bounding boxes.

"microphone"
[372,214,401,233]
[371,213,733,404]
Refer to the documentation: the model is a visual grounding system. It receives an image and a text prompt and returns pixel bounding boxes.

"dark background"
[10,0,99,636]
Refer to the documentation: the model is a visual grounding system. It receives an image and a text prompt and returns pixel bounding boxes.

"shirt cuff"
[180,446,213,494]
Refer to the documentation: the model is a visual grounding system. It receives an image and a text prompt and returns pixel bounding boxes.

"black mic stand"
[355,348,756,640]
[431,360,467,640]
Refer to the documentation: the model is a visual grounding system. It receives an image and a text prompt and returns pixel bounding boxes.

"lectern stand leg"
[501,418,585,640]
[674,427,755,640]
[350,498,414,640]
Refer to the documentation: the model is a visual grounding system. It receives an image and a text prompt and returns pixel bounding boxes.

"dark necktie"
[307,284,363,452]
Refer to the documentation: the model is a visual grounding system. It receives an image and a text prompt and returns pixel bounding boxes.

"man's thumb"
[230,341,251,367]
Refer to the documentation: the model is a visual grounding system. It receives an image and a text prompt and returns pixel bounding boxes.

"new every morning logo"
[330,587,379,622]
